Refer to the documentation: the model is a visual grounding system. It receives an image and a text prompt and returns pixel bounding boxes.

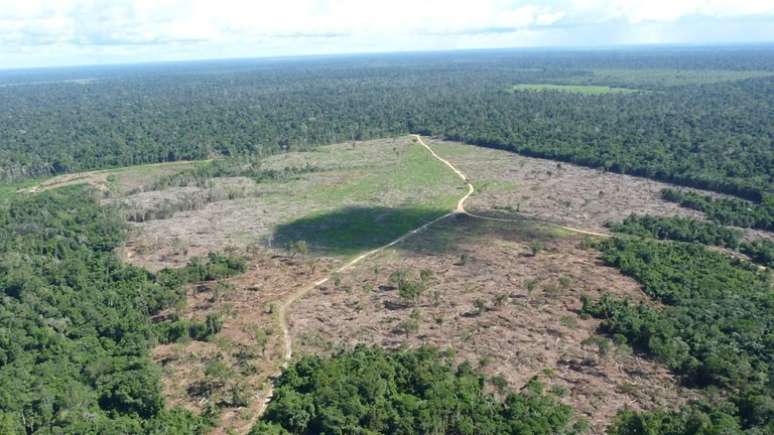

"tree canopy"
[252,345,584,435]
[2,48,773,202]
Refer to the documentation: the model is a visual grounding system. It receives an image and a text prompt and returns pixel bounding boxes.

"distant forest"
[1,46,773,203]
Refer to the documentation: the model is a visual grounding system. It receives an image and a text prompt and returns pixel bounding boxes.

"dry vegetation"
[426,138,771,241]
[152,248,337,435]
[289,216,697,432]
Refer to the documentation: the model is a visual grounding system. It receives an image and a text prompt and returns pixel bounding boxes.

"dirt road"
[413,135,609,238]
[250,135,610,428]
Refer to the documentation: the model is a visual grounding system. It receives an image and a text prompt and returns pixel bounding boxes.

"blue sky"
[2,0,774,69]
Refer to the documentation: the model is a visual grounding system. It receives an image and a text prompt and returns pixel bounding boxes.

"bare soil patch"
[289,216,697,432]
[152,248,336,435]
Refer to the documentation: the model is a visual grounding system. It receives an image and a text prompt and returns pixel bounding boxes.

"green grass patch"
[564,69,774,88]
[0,177,47,203]
[473,179,519,195]
[272,142,464,257]
[308,143,462,208]
[510,83,639,95]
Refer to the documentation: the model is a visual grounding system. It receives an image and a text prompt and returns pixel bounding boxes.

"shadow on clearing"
[272,206,447,257]
[272,206,565,257]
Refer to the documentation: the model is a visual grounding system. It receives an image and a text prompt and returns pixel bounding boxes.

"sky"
[2,0,774,69]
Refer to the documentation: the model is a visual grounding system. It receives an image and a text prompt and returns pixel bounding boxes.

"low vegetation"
[740,240,774,268]
[158,252,247,285]
[155,313,224,344]
[133,159,319,194]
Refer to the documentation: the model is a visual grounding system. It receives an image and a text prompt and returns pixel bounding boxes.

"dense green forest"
[661,189,774,231]
[740,240,774,268]
[251,346,584,434]
[0,187,243,433]
[608,214,743,248]
[2,47,773,201]
[607,214,774,267]
[583,238,774,434]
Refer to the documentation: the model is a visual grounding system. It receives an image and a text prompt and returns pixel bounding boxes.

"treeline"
[133,159,320,194]
[582,238,774,434]
[662,189,774,231]
[607,214,773,267]
[610,405,768,435]
[1,48,773,202]
[252,345,586,434]
[413,74,774,202]
[0,187,244,433]
[608,214,742,247]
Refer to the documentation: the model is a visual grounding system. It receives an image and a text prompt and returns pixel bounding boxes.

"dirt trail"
[253,209,458,420]
[413,135,610,238]
[22,159,209,194]
[250,135,610,428]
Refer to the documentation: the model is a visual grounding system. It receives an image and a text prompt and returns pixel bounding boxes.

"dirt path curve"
[249,135,608,428]
[413,135,610,238]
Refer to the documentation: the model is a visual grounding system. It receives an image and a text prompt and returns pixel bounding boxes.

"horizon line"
[2,41,774,73]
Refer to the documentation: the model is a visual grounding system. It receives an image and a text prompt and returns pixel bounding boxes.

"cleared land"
[510,83,639,94]
[425,138,772,242]
[26,135,769,434]
[289,216,696,432]
[136,136,464,434]
[562,68,774,87]
[508,70,774,96]
[120,136,464,270]
[152,250,338,434]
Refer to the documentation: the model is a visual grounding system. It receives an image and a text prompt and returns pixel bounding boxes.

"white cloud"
[0,0,773,68]
[568,0,774,23]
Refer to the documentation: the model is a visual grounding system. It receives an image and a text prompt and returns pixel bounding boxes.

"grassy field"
[0,177,44,203]
[510,83,639,94]
[511,70,774,94]
[273,140,465,256]
[563,69,774,87]
[80,137,468,268]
